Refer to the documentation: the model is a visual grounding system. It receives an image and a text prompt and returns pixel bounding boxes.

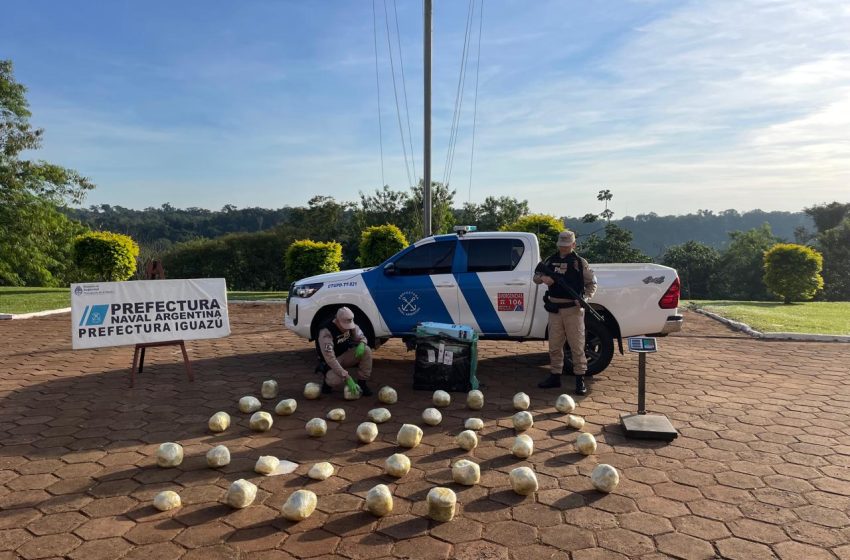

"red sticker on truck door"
[497,293,524,311]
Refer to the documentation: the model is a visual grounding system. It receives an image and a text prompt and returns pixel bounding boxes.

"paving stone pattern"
[1,305,849,559]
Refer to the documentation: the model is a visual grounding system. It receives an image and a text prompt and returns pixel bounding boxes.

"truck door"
[456,238,533,336]
[369,240,459,334]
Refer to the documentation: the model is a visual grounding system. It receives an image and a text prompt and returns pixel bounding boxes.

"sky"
[2,0,848,217]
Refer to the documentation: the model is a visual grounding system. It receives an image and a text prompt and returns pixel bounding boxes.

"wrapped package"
[591,464,620,493]
[576,433,597,455]
[433,390,451,407]
[512,411,534,431]
[397,424,423,448]
[206,445,231,468]
[365,484,394,517]
[422,408,442,426]
[385,453,411,477]
[304,382,322,400]
[357,422,379,443]
[512,434,534,459]
[261,380,279,399]
[225,479,257,508]
[238,396,261,413]
[255,455,280,475]
[464,418,484,431]
[327,408,346,422]
[306,418,327,437]
[153,490,181,511]
[378,386,398,404]
[275,398,297,415]
[456,430,478,451]
[250,411,274,432]
[451,459,480,486]
[513,392,530,411]
[466,390,484,410]
[208,411,231,432]
[156,442,183,468]
[368,408,391,423]
[510,466,539,495]
[568,415,585,430]
[308,462,335,480]
[343,384,361,400]
[282,490,318,521]
[555,394,576,414]
[427,487,457,522]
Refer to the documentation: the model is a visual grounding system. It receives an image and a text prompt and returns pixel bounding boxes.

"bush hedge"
[763,243,824,303]
[359,224,408,267]
[285,240,342,284]
[73,231,139,282]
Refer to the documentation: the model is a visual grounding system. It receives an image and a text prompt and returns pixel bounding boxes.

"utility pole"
[423,0,432,238]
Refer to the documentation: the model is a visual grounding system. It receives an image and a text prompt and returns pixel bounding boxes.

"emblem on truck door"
[398,291,421,316]
[642,276,666,284]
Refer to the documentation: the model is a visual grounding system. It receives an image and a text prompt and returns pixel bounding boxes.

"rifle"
[535,261,605,323]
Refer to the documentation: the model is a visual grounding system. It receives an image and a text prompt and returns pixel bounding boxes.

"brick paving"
[1,304,849,559]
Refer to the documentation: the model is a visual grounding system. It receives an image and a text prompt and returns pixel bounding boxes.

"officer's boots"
[574,375,587,396]
[357,380,373,397]
[537,374,562,389]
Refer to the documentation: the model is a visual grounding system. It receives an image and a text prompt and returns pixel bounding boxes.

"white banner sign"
[71,278,230,349]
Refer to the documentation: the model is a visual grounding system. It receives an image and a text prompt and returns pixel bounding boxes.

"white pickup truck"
[284,231,683,375]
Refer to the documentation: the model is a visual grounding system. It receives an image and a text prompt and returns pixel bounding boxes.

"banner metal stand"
[130,340,194,387]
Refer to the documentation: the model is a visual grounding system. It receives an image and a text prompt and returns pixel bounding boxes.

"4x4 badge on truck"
[398,291,421,316]
[642,276,665,284]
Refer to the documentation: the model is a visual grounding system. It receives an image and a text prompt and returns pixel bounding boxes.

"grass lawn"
[0,287,288,314]
[687,300,850,335]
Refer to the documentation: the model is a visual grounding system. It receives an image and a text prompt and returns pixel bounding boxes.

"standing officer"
[316,307,373,396]
[534,230,597,395]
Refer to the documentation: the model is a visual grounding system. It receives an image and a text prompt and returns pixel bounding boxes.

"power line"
[383,0,414,188]
[392,0,417,185]
[443,0,475,188]
[468,0,484,203]
[372,0,385,187]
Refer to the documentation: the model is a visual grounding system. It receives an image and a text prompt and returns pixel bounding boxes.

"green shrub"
[764,243,824,304]
[360,224,408,267]
[285,240,342,284]
[502,214,563,257]
[161,231,288,290]
[73,231,139,281]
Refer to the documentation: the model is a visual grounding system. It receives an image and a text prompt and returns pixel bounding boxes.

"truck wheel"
[562,318,614,376]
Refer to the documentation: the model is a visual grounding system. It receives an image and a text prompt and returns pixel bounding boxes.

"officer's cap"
[336,307,356,329]
[557,230,576,247]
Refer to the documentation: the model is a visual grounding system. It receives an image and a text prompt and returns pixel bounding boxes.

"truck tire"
[562,317,614,376]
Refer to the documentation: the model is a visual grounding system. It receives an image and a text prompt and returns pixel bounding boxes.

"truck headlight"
[293,282,323,298]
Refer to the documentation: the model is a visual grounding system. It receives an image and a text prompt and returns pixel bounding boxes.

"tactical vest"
[318,320,355,357]
[544,252,585,299]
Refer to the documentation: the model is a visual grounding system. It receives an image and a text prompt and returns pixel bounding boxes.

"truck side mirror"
[383,262,397,276]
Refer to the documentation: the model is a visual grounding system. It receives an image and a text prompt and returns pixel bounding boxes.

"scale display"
[627,337,658,353]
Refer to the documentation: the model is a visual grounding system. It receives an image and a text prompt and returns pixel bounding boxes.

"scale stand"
[620,337,678,441]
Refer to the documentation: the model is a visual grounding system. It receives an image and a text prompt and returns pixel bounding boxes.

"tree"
[581,223,652,263]
[1,60,94,285]
[661,241,721,299]
[763,243,823,304]
[597,189,614,222]
[73,231,140,282]
[502,214,563,257]
[804,202,850,234]
[457,196,529,232]
[405,181,456,241]
[817,218,850,301]
[716,224,781,300]
[359,225,408,267]
[284,240,342,284]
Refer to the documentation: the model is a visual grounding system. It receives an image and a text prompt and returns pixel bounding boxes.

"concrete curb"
[0,307,72,320]
[694,308,850,343]
[228,299,287,304]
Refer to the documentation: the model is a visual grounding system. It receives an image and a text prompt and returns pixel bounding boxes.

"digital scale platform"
[620,336,678,441]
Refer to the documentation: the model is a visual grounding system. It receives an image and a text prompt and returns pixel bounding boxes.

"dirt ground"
[1,305,849,560]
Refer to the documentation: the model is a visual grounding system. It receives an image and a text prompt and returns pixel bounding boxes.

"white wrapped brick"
[238,396,261,413]
[433,390,451,407]
[304,382,322,400]
[591,464,620,493]
[306,418,327,437]
[513,392,530,411]
[282,489,318,521]
[156,442,183,468]
[225,479,257,508]
[308,462,335,480]
[576,433,597,455]
[397,424,423,448]
[208,411,231,432]
[422,408,442,426]
[568,415,585,430]
[512,411,534,431]
[153,490,181,511]
[368,408,391,423]
[510,466,539,495]
[275,398,297,415]
[365,484,393,517]
[255,455,280,475]
[385,453,411,477]
[206,445,231,468]
[464,418,484,431]
[378,386,398,404]
[327,408,346,422]
[456,430,478,451]
[555,394,576,414]
[357,422,379,443]
[427,487,457,522]
[512,434,534,459]
[466,390,484,410]
[343,384,361,400]
[451,459,480,486]
[250,411,274,432]
[261,380,279,399]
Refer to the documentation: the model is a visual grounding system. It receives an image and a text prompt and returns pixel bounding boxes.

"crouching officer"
[316,307,373,396]
[534,230,597,395]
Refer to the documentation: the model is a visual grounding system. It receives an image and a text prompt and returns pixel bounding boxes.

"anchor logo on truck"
[398,291,421,316]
